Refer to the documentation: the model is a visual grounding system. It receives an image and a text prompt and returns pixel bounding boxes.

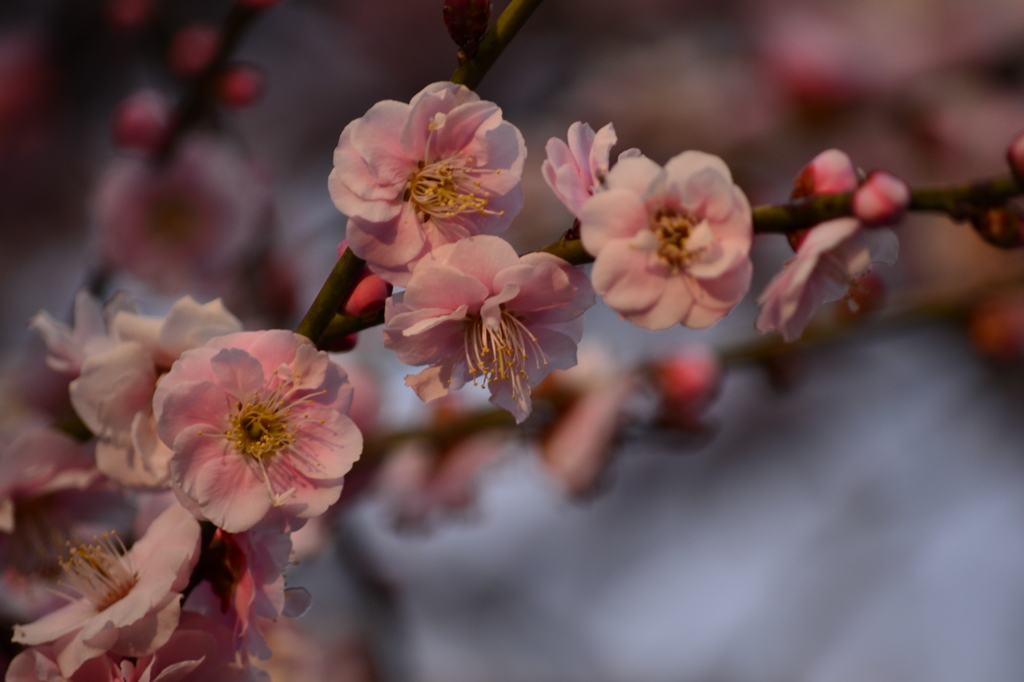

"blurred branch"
[450,0,546,89]
[156,4,265,162]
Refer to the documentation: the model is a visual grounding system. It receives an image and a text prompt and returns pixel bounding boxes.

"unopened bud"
[969,299,1024,362]
[324,334,358,353]
[970,207,1023,249]
[852,170,910,226]
[443,0,491,58]
[336,240,392,318]
[652,346,721,430]
[216,64,264,108]
[791,148,857,199]
[112,89,170,151]
[1008,131,1024,186]
[169,24,219,77]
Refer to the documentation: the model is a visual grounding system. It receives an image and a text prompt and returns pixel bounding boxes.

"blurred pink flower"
[111,90,170,152]
[579,152,753,330]
[756,150,899,342]
[329,82,526,286]
[6,646,120,682]
[383,235,594,423]
[94,136,269,293]
[66,296,242,488]
[184,525,309,661]
[756,219,898,342]
[541,121,640,217]
[12,503,201,679]
[651,345,721,431]
[154,330,363,532]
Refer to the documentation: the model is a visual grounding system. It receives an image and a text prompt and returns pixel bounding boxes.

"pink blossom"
[122,612,253,682]
[184,525,309,661]
[540,372,638,497]
[541,121,640,217]
[383,235,594,423]
[329,82,526,286]
[852,170,910,226]
[111,90,170,152]
[68,296,242,488]
[377,432,508,525]
[578,152,753,330]
[94,136,269,293]
[12,503,201,679]
[755,218,898,342]
[153,330,363,532]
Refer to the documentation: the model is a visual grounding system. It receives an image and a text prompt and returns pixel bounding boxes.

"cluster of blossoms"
[3,69,922,679]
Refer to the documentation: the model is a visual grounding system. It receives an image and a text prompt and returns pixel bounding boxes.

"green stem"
[450,0,546,89]
[295,248,366,341]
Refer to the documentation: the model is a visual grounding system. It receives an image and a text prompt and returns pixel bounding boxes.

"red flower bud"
[111,89,171,151]
[169,25,219,78]
[442,0,491,58]
[852,170,910,227]
[216,64,264,108]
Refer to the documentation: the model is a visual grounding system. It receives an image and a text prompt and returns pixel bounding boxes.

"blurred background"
[4,0,1024,680]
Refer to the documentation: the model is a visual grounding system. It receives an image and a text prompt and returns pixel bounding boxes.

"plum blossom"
[329,81,526,286]
[756,150,899,342]
[94,136,269,293]
[383,235,595,423]
[542,121,640,217]
[184,525,309,661]
[5,646,120,682]
[12,503,201,679]
[62,295,243,488]
[153,330,363,532]
[578,152,753,331]
[30,291,133,377]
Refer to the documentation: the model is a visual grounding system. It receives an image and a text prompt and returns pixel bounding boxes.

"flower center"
[651,208,700,271]
[59,532,136,611]
[148,196,201,245]
[464,308,547,402]
[228,399,294,462]
[405,156,504,223]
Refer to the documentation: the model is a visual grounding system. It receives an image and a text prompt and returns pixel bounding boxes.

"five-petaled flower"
[384,235,595,423]
[154,330,363,533]
[329,81,527,286]
[578,152,754,330]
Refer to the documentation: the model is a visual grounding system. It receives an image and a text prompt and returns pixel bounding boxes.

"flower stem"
[296,247,366,342]
[450,0,546,89]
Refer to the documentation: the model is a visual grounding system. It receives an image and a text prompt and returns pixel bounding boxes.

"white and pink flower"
[578,152,753,330]
[153,330,363,532]
[61,295,243,488]
[328,82,526,286]
[541,121,640,217]
[12,503,201,679]
[755,150,899,342]
[383,235,594,423]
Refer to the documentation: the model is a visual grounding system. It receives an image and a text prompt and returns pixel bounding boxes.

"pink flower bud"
[652,346,721,430]
[970,207,1023,249]
[442,0,491,57]
[344,270,392,318]
[852,170,910,226]
[791,148,858,199]
[168,24,219,77]
[324,333,359,353]
[1008,130,1024,185]
[969,298,1024,362]
[105,0,154,30]
[216,63,264,108]
[111,89,170,151]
